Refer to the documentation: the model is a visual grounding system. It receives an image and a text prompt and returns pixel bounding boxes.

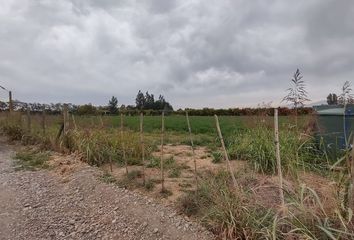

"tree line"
[0,90,174,115]
[0,99,313,116]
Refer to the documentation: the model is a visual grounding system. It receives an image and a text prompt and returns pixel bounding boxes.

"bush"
[1,125,24,141]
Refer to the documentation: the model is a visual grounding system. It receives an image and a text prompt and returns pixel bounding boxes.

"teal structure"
[313,105,354,158]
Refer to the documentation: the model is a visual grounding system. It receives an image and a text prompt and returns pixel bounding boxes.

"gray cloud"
[0,0,353,108]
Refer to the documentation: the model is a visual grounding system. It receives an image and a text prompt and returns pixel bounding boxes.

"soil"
[103,144,336,211]
[102,144,248,203]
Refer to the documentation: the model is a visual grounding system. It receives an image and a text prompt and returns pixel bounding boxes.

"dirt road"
[0,140,213,240]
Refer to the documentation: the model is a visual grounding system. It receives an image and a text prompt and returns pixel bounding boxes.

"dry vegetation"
[1,111,354,239]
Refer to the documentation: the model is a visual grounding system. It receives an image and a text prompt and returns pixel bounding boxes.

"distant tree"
[108,96,118,114]
[327,93,338,105]
[144,91,155,109]
[154,95,173,111]
[77,104,97,115]
[0,101,7,111]
[135,90,145,110]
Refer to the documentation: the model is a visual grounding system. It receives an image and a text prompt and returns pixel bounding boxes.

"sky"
[0,0,353,109]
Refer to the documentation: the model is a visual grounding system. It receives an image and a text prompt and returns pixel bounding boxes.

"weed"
[178,182,192,188]
[178,170,274,239]
[127,170,142,180]
[100,172,117,184]
[160,188,173,198]
[144,179,155,191]
[1,124,24,141]
[211,151,223,163]
[168,168,181,178]
[147,157,160,168]
[14,149,50,171]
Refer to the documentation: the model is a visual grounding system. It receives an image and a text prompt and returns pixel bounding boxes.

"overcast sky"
[0,0,353,109]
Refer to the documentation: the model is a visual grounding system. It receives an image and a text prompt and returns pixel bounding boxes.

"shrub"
[1,124,24,141]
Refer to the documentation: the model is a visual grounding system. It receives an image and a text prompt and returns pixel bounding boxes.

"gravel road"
[0,140,214,240]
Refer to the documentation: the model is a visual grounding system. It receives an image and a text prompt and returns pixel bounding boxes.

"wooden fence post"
[26,106,31,133]
[72,114,77,130]
[140,112,146,185]
[63,104,69,134]
[41,106,46,134]
[214,115,238,189]
[9,91,13,114]
[186,111,198,187]
[160,111,165,191]
[120,113,128,175]
[274,108,285,210]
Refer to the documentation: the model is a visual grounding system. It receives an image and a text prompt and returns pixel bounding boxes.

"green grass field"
[97,114,306,135]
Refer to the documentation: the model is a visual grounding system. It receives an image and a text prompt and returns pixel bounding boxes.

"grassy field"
[79,114,308,135]
[3,112,353,239]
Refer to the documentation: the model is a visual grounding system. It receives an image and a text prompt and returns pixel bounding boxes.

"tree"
[145,91,155,109]
[108,96,118,114]
[135,90,145,110]
[327,93,338,105]
[154,95,173,111]
[77,104,97,115]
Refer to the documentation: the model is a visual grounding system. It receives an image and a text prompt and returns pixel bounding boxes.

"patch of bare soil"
[102,144,247,204]
[105,144,336,214]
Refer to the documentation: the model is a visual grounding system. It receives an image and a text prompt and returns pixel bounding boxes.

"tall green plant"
[282,69,310,127]
[339,81,353,147]
[282,69,310,169]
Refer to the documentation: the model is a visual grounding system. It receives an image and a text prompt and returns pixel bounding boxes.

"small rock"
[153,228,159,234]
